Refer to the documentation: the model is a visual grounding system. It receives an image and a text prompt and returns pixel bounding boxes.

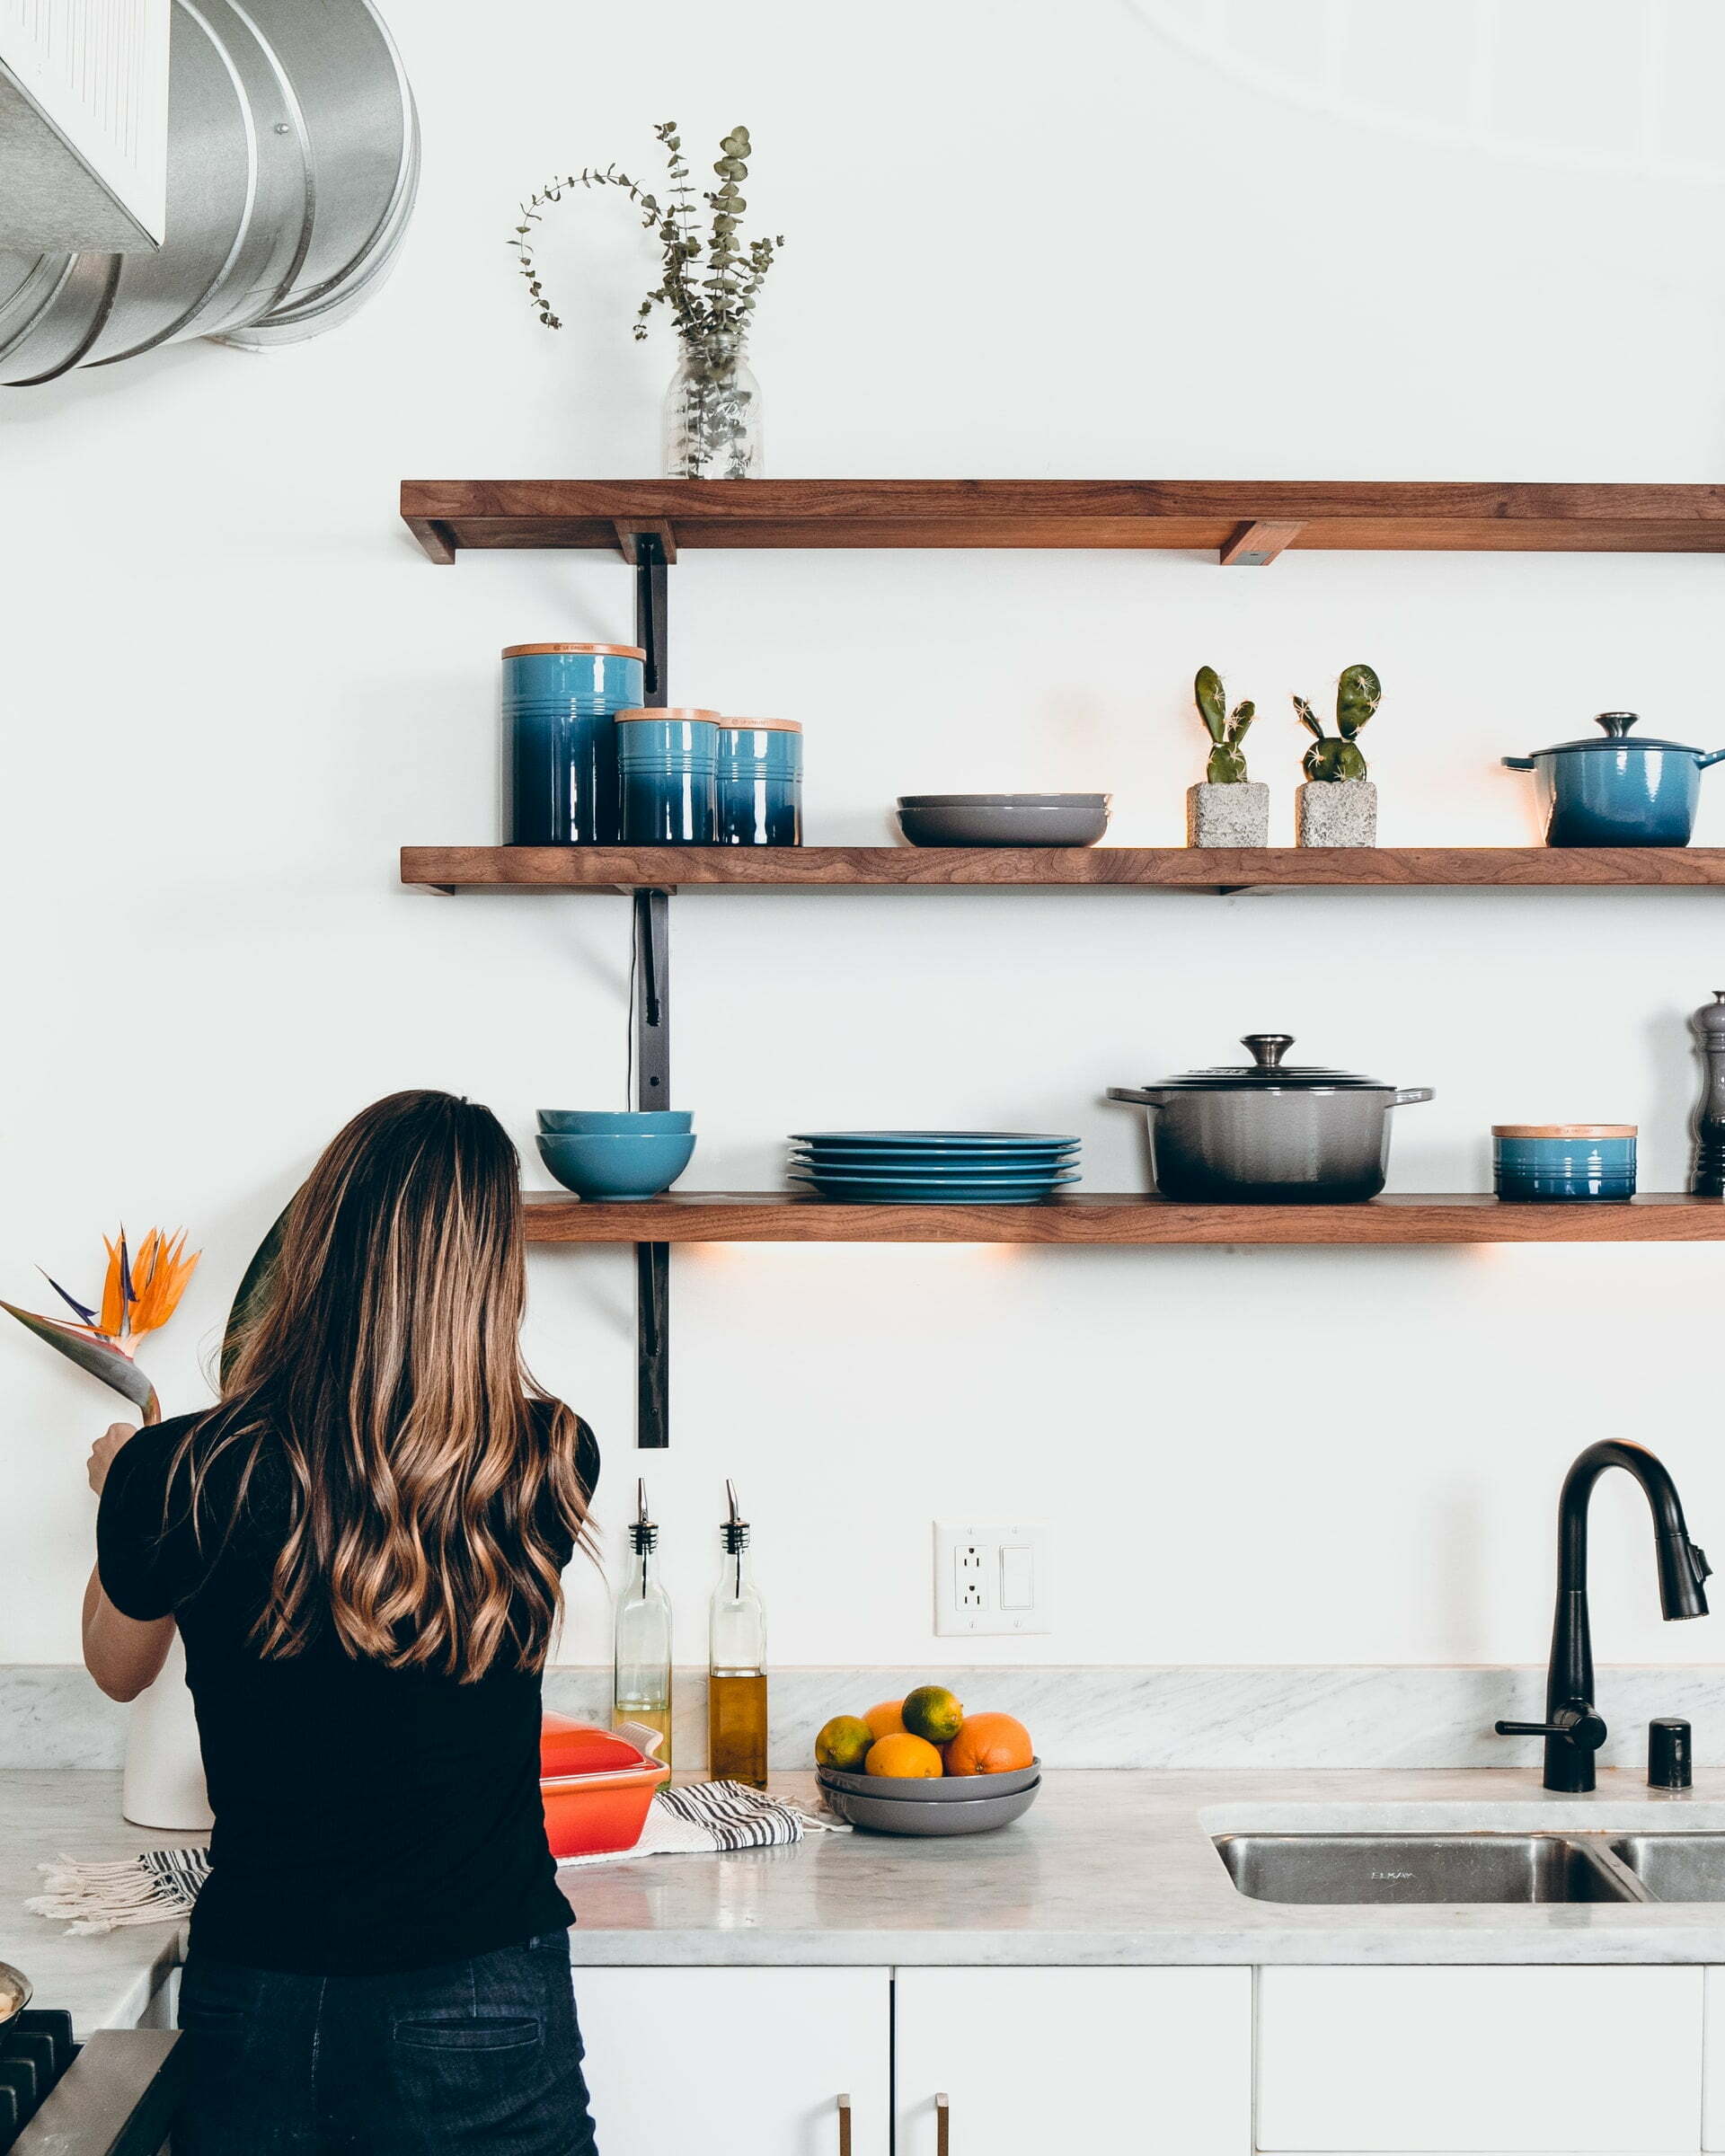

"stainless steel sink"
[1611,1834,1725,1901]
[1214,1833,1642,1904]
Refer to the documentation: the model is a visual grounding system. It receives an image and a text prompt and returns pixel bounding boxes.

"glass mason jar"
[663,334,762,480]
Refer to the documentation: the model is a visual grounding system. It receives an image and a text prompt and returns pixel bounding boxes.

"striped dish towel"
[30,1846,211,1934]
[28,1785,845,1931]
[556,1780,848,1868]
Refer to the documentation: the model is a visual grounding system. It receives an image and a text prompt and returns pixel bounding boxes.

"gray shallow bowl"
[818,1759,1040,1801]
[898,800,1110,848]
[818,1777,1040,1836]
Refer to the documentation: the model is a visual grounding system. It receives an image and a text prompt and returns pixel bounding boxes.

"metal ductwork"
[0,0,418,384]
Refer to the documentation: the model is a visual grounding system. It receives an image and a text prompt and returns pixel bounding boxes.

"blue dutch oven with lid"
[1502,711,1725,847]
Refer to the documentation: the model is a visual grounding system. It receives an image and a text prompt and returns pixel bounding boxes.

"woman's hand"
[87,1421,138,1497]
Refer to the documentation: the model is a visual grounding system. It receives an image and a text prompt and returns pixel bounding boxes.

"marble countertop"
[17,1765,1725,2034]
[560,1767,1725,1969]
[1,1772,200,2037]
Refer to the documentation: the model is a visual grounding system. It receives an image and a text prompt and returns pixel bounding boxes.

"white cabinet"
[572,1968,889,2156]
[1255,1966,1703,2153]
[893,1966,1251,2154]
[1701,1966,1725,2150]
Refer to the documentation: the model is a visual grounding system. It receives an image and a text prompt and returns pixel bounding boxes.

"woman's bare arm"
[83,1420,174,1702]
[82,1565,172,1702]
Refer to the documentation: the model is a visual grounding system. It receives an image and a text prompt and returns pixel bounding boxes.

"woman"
[84,1091,601,2155]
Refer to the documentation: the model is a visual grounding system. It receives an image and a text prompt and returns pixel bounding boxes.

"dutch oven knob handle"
[1241,1033,1293,1068]
[1596,711,1639,738]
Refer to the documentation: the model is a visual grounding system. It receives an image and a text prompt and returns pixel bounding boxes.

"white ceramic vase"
[121,1630,213,1831]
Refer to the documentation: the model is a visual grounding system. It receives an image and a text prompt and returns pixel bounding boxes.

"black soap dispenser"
[1649,1718,1693,1791]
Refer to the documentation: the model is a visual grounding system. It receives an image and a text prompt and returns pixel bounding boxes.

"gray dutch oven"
[1502,711,1725,847]
[1109,1034,1434,1203]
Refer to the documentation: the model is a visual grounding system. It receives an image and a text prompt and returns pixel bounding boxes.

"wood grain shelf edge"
[523,1191,1725,1245]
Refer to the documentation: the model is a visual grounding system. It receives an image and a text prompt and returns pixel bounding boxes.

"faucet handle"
[1495,1708,1608,1752]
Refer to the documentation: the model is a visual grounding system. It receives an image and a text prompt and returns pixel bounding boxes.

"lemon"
[902,1684,965,1745]
[815,1715,873,1772]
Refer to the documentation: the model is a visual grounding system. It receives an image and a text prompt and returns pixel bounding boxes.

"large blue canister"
[506,642,645,845]
[716,719,803,845]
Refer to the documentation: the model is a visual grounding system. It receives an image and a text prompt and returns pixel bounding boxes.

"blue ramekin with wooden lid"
[1493,1124,1637,1201]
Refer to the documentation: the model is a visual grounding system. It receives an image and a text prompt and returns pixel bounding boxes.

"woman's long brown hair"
[180,1091,591,1683]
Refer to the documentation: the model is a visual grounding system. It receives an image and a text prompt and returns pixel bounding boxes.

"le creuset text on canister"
[1492,1125,1637,1201]
[505,642,645,846]
[617,708,721,844]
[1501,711,1725,848]
[1108,1033,1434,1203]
[716,719,802,845]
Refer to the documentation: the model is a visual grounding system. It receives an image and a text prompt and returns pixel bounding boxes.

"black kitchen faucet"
[1495,1440,1711,1793]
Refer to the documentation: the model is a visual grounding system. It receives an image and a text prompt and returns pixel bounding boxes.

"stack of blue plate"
[789,1131,1081,1204]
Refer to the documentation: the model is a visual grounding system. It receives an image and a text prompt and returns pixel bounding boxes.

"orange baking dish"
[539,1713,669,1859]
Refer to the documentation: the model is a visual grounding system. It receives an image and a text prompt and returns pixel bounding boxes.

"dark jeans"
[174,1930,597,2155]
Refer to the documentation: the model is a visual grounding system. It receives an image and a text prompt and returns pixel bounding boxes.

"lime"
[902,1684,966,1745]
[814,1715,874,1772]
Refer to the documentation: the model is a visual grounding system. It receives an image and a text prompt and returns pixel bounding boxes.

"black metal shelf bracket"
[632,529,671,1448]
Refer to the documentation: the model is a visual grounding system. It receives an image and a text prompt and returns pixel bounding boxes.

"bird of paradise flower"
[3,1228,199,1427]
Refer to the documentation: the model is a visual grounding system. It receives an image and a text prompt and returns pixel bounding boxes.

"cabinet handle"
[836,2092,852,2156]
[935,2090,951,2156]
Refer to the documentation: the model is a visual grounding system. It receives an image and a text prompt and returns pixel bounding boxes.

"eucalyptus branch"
[510,120,783,348]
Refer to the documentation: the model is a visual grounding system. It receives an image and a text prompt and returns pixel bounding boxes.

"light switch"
[999,1544,1034,1610]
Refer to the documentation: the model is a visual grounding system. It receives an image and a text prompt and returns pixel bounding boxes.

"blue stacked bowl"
[536,1109,695,1199]
[1492,1124,1637,1201]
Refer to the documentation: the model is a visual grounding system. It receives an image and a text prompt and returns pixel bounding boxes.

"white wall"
[4,0,1725,1676]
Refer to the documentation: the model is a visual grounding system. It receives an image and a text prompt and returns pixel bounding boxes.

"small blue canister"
[1493,1124,1638,1201]
[716,718,803,845]
[506,642,644,845]
[617,708,720,844]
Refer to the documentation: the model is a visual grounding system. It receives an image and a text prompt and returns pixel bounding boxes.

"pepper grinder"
[1694,993,1725,1197]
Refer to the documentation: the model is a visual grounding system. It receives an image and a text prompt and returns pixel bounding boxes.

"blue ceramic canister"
[1492,1123,1638,1201]
[617,708,720,844]
[715,718,803,845]
[506,642,645,845]
[1501,712,1725,848]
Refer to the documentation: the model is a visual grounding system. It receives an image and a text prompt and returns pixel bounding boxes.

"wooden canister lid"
[1491,1123,1638,1138]
[616,707,721,722]
[720,717,802,733]
[502,642,646,660]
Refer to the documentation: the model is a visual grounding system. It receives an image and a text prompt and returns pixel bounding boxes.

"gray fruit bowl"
[818,1773,1040,1836]
[896,794,1110,847]
[817,1758,1040,1801]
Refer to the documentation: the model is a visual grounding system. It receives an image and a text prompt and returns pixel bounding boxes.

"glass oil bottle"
[708,1479,767,1787]
[613,1479,673,1765]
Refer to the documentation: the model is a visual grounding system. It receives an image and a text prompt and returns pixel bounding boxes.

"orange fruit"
[943,1712,1034,1777]
[862,1699,907,1739]
[864,1732,944,1779]
[902,1684,965,1744]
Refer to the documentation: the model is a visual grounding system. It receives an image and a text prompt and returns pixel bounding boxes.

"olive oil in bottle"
[708,1480,767,1788]
[613,1480,673,1765]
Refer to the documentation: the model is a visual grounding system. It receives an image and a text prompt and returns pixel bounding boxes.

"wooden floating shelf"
[525,1192,1725,1246]
[401,480,1725,565]
[403,845,1725,897]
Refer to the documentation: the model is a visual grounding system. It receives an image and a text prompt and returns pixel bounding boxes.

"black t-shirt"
[97,1401,597,1976]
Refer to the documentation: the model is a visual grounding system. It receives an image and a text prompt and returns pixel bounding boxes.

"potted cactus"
[1294,663,1381,846]
[1187,666,1269,845]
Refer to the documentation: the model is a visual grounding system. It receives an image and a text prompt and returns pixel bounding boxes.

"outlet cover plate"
[933,1521,1052,1637]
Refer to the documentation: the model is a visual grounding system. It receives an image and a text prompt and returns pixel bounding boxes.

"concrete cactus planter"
[1187,782,1269,847]
[1296,779,1377,847]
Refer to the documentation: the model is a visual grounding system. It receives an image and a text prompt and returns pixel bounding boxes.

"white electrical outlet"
[933,1521,1052,1636]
